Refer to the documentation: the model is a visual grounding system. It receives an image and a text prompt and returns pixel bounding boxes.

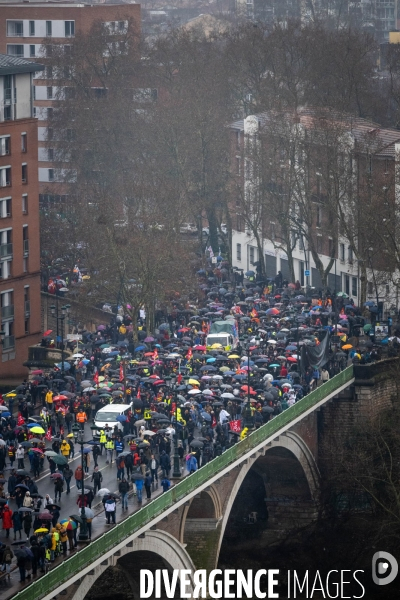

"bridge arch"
[71,530,195,600]
[179,485,222,543]
[215,431,320,567]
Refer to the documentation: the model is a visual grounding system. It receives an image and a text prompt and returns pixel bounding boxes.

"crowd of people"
[0,260,388,586]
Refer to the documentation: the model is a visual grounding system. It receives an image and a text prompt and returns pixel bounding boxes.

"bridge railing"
[13,365,354,600]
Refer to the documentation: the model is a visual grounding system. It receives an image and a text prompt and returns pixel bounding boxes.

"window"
[339,243,345,262]
[367,281,373,295]
[236,214,244,232]
[0,230,12,261]
[22,195,28,215]
[0,137,10,157]
[21,133,26,153]
[7,45,24,57]
[64,66,72,80]
[348,246,353,264]
[46,66,53,80]
[24,318,30,335]
[328,238,334,257]
[65,21,75,37]
[0,198,11,219]
[48,148,54,161]
[47,127,53,140]
[46,44,53,57]
[64,44,72,56]
[249,246,255,265]
[46,21,52,37]
[21,164,27,184]
[48,168,54,182]
[236,130,241,148]
[66,128,74,141]
[29,45,35,58]
[1,291,14,322]
[291,230,297,249]
[29,21,35,36]
[64,87,75,100]
[236,243,242,261]
[0,168,11,188]
[270,222,276,241]
[7,21,23,36]
[47,107,53,120]
[23,226,29,256]
[236,157,241,176]
[352,277,357,297]
[345,275,350,296]
[316,205,322,227]
[317,235,323,253]
[47,86,53,99]
[118,21,126,32]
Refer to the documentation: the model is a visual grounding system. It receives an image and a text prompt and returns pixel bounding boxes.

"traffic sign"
[304,270,310,276]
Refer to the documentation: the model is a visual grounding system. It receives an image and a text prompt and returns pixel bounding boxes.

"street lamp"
[168,374,181,479]
[51,304,68,376]
[72,424,89,542]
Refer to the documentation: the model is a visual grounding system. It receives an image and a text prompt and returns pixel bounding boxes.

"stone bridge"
[12,360,400,600]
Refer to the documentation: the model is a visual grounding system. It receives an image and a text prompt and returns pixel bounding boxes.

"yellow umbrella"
[30,426,45,434]
[228,354,240,359]
[67,433,74,438]
[34,528,49,534]
[5,392,16,397]
[98,376,105,381]
[189,379,200,386]
[211,343,223,349]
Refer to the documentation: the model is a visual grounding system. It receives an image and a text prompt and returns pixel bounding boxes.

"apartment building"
[229,109,400,316]
[0,2,141,205]
[0,54,43,379]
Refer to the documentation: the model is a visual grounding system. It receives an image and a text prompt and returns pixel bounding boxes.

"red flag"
[60,425,64,437]
[45,427,52,441]
[153,349,158,360]
[186,347,192,360]
[119,364,124,382]
[211,415,217,428]
[177,373,182,385]
[229,419,242,434]
[136,387,141,399]
[93,371,99,385]
[17,414,25,426]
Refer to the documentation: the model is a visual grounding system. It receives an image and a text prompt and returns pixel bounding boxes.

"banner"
[45,427,52,441]
[119,364,124,382]
[229,419,242,433]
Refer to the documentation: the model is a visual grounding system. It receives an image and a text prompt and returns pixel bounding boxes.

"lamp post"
[72,424,89,542]
[51,303,70,376]
[169,374,181,478]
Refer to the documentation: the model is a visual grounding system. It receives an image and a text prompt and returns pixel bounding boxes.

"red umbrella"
[39,512,53,520]
[43,330,52,337]
[53,395,68,401]
[148,375,159,379]
[287,356,297,362]
[240,385,256,395]
[193,345,206,351]
[31,447,43,453]
[266,308,280,315]
[32,370,43,375]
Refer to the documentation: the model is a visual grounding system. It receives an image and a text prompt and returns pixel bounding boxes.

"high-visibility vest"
[77,412,87,423]
[105,440,114,450]
[99,431,107,444]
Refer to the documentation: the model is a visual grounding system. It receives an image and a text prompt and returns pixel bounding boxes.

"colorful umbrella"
[60,518,77,530]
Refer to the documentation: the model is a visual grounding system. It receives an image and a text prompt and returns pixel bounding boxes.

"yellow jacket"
[60,442,70,456]
[240,427,249,441]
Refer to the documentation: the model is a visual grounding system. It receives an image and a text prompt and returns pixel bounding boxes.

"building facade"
[0,54,43,380]
[229,110,400,318]
[0,2,141,205]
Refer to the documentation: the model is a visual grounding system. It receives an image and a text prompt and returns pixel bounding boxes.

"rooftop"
[0,54,44,76]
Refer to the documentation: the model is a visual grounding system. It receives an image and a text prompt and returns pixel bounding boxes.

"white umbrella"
[142,430,156,436]
[221,392,235,399]
[97,488,110,497]
[0,406,10,412]
[102,348,113,354]
[188,389,201,395]
[202,389,213,396]
[72,353,84,358]
[267,340,277,344]
[81,381,91,388]
[212,375,223,380]
[83,387,96,392]
[0,439,6,446]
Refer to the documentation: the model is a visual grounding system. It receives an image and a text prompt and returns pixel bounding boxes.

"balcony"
[23,239,29,256]
[2,335,15,350]
[1,305,14,320]
[0,243,12,258]
[24,300,30,316]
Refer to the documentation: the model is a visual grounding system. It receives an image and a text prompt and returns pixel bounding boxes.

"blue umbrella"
[233,374,246,380]
[159,324,170,330]
[241,359,255,365]
[285,346,297,351]
[269,364,280,368]
[55,362,71,370]
[27,423,41,428]
[1,412,10,417]
[118,341,128,347]
[201,412,212,421]
[135,346,146,352]
[223,370,236,375]
[116,415,128,422]
[364,301,375,307]
[107,351,119,357]
[206,358,216,363]
[82,359,90,365]
[245,270,255,277]
[83,448,92,454]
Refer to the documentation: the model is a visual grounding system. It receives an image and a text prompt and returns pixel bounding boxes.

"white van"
[94,403,133,433]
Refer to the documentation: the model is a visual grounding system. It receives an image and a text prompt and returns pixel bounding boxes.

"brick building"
[0,2,141,205]
[0,54,44,380]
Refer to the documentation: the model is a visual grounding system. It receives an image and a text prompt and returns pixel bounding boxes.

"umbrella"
[34,528,49,534]
[97,488,111,497]
[16,472,30,478]
[15,483,29,491]
[190,440,204,448]
[60,518,77,530]
[52,455,68,465]
[44,450,58,457]
[70,514,83,524]
[116,415,128,422]
[38,512,53,520]
[50,472,63,479]
[46,504,61,511]
[342,344,353,350]
[30,426,45,434]
[131,473,144,481]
